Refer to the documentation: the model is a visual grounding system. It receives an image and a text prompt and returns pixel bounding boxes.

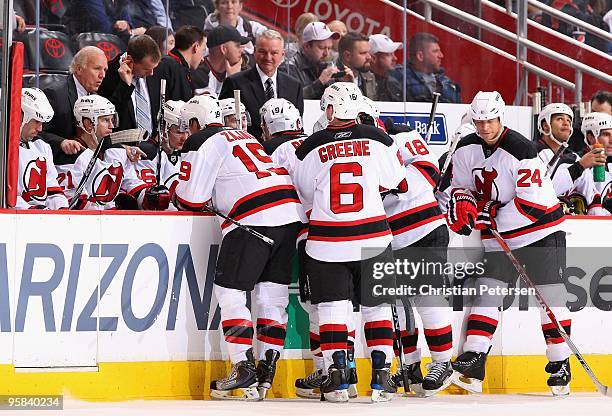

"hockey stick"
[423,92,441,144]
[390,302,412,394]
[434,129,462,194]
[490,229,611,397]
[233,90,242,131]
[68,134,108,209]
[203,204,275,246]
[545,142,569,179]
[156,79,167,186]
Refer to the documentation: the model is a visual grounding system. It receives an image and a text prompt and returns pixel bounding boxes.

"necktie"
[265,78,275,100]
[134,78,152,134]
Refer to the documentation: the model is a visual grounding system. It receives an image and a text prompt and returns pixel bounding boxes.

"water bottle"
[593,143,606,182]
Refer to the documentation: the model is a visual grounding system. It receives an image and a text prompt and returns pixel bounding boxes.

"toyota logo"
[270,0,301,8]
[44,38,65,59]
[97,41,120,60]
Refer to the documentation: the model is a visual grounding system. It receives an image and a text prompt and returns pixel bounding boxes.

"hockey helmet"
[537,103,574,137]
[162,100,188,133]
[581,112,612,140]
[21,88,54,130]
[73,94,118,134]
[260,98,302,136]
[219,98,250,128]
[181,95,223,130]
[320,82,363,120]
[470,91,505,125]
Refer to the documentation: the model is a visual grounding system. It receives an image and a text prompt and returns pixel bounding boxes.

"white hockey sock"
[362,305,394,364]
[214,284,253,364]
[318,300,350,373]
[254,282,289,360]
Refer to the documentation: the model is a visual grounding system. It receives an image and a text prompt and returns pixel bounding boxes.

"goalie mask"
[73,95,118,139]
[21,88,54,130]
[219,98,250,129]
[260,98,302,136]
[181,95,223,131]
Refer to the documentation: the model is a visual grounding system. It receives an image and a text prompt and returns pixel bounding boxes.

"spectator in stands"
[201,25,250,96]
[369,34,403,102]
[591,90,612,114]
[392,32,461,103]
[337,32,377,99]
[285,12,319,60]
[153,26,207,101]
[204,0,267,56]
[64,0,145,45]
[282,22,352,100]
[171,0,214,29]
[42,46,108,148]
[98,35,162,135]
[220,30,304,140]
[128,0,173,31]
[146,26,175,55]
[327,20,348,62]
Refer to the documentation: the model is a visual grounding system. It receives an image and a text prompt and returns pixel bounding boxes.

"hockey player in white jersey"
[52,95,166,210]
[448,91,572,396]
[582,112,612,214]
[220,98,249,130]
[174,95,306,401]
[357,96,454,397]
[135,100,188,200]
[15,88,68,210]
[536,103,608,216]
[293,83,408,403]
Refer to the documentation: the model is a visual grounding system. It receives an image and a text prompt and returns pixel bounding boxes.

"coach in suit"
[42,46,108,153]
[98,34,162,136]
[220,29,303,140]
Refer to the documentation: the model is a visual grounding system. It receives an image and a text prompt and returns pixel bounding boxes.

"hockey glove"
[445,189,477,235]
[603,195,612,215]
[115,192,140,210]
[475,200,501,231]
[143,185,171,211]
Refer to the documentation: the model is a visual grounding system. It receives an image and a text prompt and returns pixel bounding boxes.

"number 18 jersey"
[293,122,406,262]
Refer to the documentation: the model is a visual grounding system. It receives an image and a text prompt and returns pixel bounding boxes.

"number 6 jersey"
[174,125,306,235]
[450,127,564,251]
[293,122,407,262]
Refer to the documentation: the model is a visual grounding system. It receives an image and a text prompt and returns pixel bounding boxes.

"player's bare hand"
[60,139,85,155]
[114,20,130,32]
[123,145,146,162]
[119,56,134,86]
[579,148,606,169]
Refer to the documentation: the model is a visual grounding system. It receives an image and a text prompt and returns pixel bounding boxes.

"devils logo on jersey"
[473,167,500,201]
[22,158,48,202]
[91,163,124,204]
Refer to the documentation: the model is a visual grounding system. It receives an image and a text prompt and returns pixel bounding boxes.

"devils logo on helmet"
[473,167,499,201]
[22,158,48,202]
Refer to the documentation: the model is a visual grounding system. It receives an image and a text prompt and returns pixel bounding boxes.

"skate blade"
[551,385,570,396]
[407,383,424,396]
[257,386,269,401]
[371,389,394,403]
[210,386,260,401]
[321,389,349,402]
[348,384,358,398]
[451,373,482,394]
[295,388,321,399]
[420,374,455,397]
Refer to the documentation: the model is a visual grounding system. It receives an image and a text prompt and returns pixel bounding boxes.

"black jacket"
[151,49,199,102]
[98,54,161,135]
[41,75,78,147]
[219,65,304,140]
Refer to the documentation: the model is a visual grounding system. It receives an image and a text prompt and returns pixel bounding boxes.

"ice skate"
[320,351,349,402]
[295,369,324,399]
[421,361,455,397]
[347,345,358,398]
[451,350,489,394]
[546,358,571,396]
[210,349,259,401]
[256,349,281,400]
[370,351,396,403]
[392,361,424,395]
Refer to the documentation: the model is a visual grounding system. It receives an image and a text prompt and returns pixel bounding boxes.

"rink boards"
[0,210,610,399]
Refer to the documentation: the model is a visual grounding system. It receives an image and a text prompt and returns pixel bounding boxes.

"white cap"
[302,22,341,43]
[369,34,402,54]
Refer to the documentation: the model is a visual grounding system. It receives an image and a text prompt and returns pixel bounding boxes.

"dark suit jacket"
[42,74,77,141]
[98,55,161,135]
[219,66,304,140]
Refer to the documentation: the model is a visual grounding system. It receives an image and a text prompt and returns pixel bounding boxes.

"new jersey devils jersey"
[175,126,306,235]
[54,143,148,209]
[384,130,445,249]
[135,141,180,195]
[293,122,406,262]
[17,138,68,209]
[451,128,564,250]
[537,141,609,215]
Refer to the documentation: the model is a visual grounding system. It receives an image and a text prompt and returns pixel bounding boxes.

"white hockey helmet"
[162,100,188,132]
[454,122,476,139]
[320,82,363,120]
[357,96,386,130]
[537,103,574,137]
[312,112,329,133]
[260,98,302,135]
[181,95,223,129]
[21,88,54,129]
[73,94,118,134]
[219,97,250,126]
[470,91,505,124]
[581,112,612,139]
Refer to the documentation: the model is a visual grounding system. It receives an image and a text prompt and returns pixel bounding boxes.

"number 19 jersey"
[293,122,406,262]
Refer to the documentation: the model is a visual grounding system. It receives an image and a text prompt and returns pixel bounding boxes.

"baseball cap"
[369,34,403,54]
[207,25,251,49]
[302,22,341,43]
